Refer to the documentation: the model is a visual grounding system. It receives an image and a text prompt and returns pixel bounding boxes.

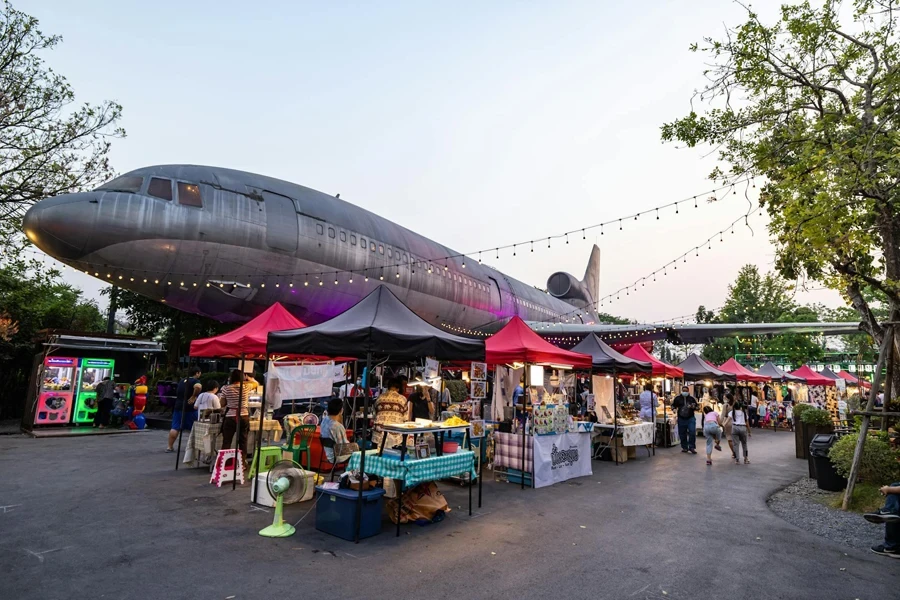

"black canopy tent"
[267,286,485,541]
[756,361,806,383]
[676,354,735,382]
[570,333,652,374]
[819,367,842,381]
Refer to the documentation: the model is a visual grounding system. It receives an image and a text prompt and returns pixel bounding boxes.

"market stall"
[268,286,486,540]
[621,343,684,448]
[485,317,593,487]
[788,365,836,406]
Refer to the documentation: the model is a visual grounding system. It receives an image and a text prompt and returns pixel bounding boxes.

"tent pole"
[174,372,187,471]
[355,353,372,543]
[522,362,528,489]
[613,367,618,466]
[233,355,245,491]
[251,355,268,504]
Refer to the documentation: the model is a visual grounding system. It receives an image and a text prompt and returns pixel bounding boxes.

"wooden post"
[843,327,894,510]
[882,337,895,432]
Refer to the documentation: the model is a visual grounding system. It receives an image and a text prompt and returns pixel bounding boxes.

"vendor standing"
[219,369,257,462]
[638,383,658,423]
[408,385,434,420]
[373,378,409,449]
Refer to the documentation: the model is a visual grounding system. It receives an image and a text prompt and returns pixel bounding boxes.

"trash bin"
[809,434,846,492]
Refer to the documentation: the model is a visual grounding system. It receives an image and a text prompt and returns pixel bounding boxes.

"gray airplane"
[22,164,860,344]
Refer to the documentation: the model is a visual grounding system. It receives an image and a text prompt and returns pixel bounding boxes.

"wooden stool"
[210,449,245,487]
[248,446,282,478]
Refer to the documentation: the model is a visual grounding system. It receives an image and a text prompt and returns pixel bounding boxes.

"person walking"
[167,367,201,452]
[748,390,759,428]
[672,386,699,454]
[721,393,736,459]
[729,399,751,464]
[702,406,723,465]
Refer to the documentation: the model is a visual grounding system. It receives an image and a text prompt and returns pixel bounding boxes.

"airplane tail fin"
[582,244,600,310]
[546,245,600,321]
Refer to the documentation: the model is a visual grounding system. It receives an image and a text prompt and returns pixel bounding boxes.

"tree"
[699,265,824,365]
[662,0,899,377]
[105,288,229,372]
[0,1,123,224]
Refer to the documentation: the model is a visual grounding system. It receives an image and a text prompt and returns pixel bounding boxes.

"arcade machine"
[73,357,115,424]
[34,356,78,426]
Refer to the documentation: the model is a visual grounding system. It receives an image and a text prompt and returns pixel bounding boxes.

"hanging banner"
[533,432,592,489]
[268,361,335,405]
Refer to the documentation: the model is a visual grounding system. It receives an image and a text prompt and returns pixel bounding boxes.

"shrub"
[829,433,900,483]
[800,407,832,426]
[792,402,813,422]
[444,380,468,404]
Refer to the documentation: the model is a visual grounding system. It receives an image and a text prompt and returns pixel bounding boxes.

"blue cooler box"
[315,486,386,541]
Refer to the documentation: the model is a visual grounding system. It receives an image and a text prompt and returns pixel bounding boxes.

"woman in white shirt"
[729,400,751,464]
[195,380,221,420]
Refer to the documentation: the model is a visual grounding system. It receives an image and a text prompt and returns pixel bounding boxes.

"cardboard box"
[595,436,628,463]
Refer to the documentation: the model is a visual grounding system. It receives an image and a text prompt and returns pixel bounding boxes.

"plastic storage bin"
[315,486,386,541]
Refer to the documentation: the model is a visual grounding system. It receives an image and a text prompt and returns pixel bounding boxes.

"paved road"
[1,428,897,600]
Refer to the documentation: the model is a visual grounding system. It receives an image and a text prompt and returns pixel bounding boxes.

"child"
[758,401,768,427]
[195,380,220,420]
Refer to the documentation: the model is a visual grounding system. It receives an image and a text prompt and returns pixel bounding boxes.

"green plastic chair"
[281,424,316,471]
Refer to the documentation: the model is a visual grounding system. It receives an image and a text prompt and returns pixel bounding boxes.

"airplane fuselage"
[23,165,591,331]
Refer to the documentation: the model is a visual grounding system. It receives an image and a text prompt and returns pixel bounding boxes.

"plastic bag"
[384,481,450,524]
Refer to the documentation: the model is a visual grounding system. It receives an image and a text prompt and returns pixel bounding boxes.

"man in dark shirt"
[672,387,699,454]
[167,367,201,452]
[93,376,117,429]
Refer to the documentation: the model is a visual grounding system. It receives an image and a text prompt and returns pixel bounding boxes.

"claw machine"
[34,356,78,425]
[73,358,115,424]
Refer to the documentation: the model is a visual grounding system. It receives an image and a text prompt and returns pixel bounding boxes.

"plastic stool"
[248,446,282,478]
[210,449,245,487]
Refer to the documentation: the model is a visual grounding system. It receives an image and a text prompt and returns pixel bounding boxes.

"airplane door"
[263,191,298,252]
[487,276,503,313]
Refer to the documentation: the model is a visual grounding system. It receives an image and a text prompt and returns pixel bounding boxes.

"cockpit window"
[177,182,202,207]
[147,177,173,201]
[97,175,143,193]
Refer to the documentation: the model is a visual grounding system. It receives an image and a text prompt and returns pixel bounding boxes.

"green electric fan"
[259,460,308,538]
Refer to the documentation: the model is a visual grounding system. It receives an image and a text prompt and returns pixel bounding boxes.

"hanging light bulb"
[318,280,323,286]
[154,279,159,284]
[694,196,698,208]
[260,283,265,288]
[530,241,534,253]
[275,282,280,287]
[289,282,294,287]
[206,282,211,287]
[619,219,622,231]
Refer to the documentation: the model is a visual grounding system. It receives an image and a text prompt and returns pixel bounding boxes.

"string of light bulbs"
[26,178,753,285]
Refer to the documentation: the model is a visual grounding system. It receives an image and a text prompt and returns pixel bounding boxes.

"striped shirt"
[218,383,253,416]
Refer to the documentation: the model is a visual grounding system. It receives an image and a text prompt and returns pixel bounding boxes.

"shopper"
[638,383,658,423]
[373,378,410,449]
[748,390,759,428]
[721,393,736,458]
[729,400,751,464]
[702,406,723,465]
[321,398,354,465]
[93,376,117,429]
[864,483,900,558]
[167,367,201,451]
[219,369,255,462]
[195,380,221,420]
[672,387,699,454]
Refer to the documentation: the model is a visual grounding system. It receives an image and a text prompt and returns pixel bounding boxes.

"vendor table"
[182,421,222,468]
[348,449,476,537]
[492,430,592,489]
[592,422,655,463]
[247,419,282,453]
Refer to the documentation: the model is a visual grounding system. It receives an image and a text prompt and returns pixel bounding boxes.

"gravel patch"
[768,477,883,551]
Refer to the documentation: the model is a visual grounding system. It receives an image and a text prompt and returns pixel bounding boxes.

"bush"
[444,380,468,404]
[800,407,832,426]
[829,433,900,483]
[792,402,813,422]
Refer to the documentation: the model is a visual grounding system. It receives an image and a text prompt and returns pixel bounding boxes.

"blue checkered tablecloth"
[347,450,476,489]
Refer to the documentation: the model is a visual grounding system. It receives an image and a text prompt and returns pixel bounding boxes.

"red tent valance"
[788,365,836,386]
[190,302,307,359]
[837,370,872,389]
[621,344,684,378]
[485,317,592,367]
[718,358,770,383]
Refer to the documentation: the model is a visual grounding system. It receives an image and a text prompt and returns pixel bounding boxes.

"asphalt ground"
[1,428,897,600]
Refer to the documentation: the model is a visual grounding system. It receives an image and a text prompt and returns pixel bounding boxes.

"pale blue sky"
[24,0,844,321]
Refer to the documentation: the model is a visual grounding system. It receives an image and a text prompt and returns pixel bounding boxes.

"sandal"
[706,460,712,465]
[734,458,740,465]
[715,444,722,451]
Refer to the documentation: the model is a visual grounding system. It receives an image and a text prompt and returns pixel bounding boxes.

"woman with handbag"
[721,393,735,459]
[728,398,752,465]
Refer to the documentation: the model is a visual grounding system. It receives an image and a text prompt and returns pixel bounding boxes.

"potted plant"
[792,403,813,459]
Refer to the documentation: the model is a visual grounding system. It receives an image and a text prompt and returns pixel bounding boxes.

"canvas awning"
[718,358,770,383]
[267,286,485,361]
[190,302,307,359]
[485,317,592,368]
[677,354,734,382]
[756,361,805,382]
[819,367,842,380]
[788,365,836,386]
[621,344,684,378]
[569,333,652,374]
[837,370,872,389]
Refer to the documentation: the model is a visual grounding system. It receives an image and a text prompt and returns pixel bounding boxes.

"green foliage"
[829,433,900,483]
[661,0,900,346]
[791,402,813,422]
[800,407,833,426]
[444,380,468,404]
[827,482,885,513]
[596,312,631,325]
[0,1,123,221]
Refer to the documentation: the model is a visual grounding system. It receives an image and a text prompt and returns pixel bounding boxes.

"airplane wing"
[525,321,863,345]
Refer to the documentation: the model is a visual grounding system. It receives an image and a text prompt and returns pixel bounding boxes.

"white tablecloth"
[593,422,655,447]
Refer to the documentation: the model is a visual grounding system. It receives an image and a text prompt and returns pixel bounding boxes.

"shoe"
[744,458,750,464]
[681,449,689,453]
[715,444,722,452]
[689,449,697,455]
[735,459,740,465]
[706,460,712,465]
[165,448,174,453]
[870,544,900,558]
[864,511,900,524]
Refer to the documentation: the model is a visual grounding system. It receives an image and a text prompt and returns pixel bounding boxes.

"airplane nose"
[23,193,99,260]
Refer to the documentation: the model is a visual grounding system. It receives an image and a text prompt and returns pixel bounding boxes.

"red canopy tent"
[788,365,836,386]
[837,370,872,389]
[621,344,684,378]
[718,358,770,383]
[190,302,307,358]
[485,317,592,367]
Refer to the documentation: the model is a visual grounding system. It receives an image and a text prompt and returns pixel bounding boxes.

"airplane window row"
[314,222,492,293]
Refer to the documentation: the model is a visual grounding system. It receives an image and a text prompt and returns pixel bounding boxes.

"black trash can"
[809,434,846,492]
